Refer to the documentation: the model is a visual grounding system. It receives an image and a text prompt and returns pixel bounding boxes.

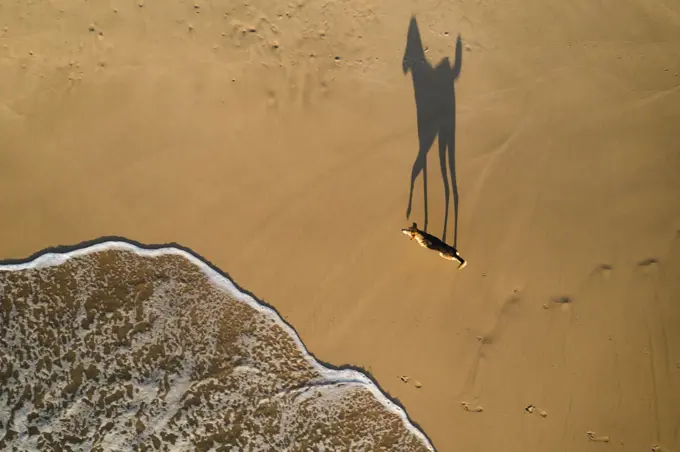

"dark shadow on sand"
[0,237,437,451]
[403,16,462,248]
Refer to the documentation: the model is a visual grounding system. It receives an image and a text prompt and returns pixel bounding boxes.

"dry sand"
[1,0,680,450]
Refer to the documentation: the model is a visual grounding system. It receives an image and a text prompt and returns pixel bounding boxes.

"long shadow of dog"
[403,16,463,247]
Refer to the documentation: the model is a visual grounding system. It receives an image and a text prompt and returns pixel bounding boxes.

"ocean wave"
[0,241,434,451]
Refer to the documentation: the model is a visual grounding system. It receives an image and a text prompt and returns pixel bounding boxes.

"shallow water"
[0,242,433,451]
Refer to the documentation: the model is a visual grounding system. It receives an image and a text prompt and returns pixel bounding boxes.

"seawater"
[0,242,434,451]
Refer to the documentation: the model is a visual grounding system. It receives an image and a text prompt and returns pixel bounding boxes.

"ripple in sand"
[0,242,434,451]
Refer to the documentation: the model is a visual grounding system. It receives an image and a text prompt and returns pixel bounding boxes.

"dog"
[401,222,467,269]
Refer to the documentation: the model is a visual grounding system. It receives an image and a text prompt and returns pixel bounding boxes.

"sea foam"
[0,241,434,451]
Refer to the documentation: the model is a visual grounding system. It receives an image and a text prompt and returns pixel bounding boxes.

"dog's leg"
[438,252,467,269]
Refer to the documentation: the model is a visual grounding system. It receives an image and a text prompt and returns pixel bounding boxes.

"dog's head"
[401,222,419,239]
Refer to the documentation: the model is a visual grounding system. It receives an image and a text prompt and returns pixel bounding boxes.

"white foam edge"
[0,241,435,451]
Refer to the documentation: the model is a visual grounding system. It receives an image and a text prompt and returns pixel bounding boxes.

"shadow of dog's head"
[402,16,425,74]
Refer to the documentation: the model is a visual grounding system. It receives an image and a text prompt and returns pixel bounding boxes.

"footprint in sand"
[637,258,659,274]
[461,402,483,412]
[552,296,572,304]
[597,264,613,279]
[463,295,522,397]
[544,263,616,311]
[545,262,613,310]
[586,431,610,442]
[398,376,422,388]
[543,295,573,311]
[524,404,547,417]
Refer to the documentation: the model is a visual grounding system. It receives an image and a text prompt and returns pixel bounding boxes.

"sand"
[1,0,680,450]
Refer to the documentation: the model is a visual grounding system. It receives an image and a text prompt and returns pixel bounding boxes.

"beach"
[1,0,680,450]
